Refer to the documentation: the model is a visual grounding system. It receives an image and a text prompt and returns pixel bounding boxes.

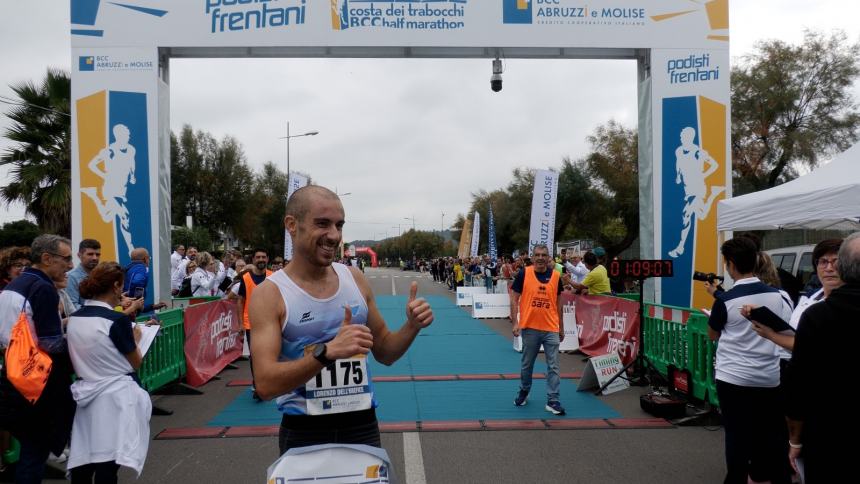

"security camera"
[490,57,503,92]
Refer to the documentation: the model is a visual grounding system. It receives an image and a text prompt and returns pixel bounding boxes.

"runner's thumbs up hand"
[406,282,434,331]
[327,306,373,360]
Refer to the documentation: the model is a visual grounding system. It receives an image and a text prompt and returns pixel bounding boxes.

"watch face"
[313,344,325,358]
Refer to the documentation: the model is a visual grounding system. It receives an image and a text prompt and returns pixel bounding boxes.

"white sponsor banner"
[284,172,309,260]
[512,308,578,352]
[528,169,559,256]
[455,286,486,307]
[496,279,508,294]
[268,444,392,484]
[561,304,580,352]
[470,211,480,257]
[72,1,729,51]
[471,293,510,319]
[577,352,630,395]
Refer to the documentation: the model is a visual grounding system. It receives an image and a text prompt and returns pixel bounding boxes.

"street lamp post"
[278,121,319,178]
[404,216,416,232]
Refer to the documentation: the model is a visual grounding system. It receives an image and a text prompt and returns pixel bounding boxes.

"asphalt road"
[24,267,726,484]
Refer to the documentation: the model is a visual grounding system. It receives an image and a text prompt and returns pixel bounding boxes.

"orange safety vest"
[518,266,560,332]
[242,269,272,330]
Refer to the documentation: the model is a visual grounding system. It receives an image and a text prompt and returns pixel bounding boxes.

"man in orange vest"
[237,248,272,400]
[510,243,566,415]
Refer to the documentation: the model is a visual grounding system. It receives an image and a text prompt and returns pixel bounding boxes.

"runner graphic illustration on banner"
[667,126,725,258]
[81,123,138,255]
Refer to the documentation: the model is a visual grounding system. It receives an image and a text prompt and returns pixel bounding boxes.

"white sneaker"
[48,452,67,464]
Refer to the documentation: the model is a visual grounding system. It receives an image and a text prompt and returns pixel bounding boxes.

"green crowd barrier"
[615,292,639,301]
[137,308,187,392]
[641,302,719,408]
[686,315,719,407]
[2,437,19,467]
[0,353,20,466]
[171,296,220,309]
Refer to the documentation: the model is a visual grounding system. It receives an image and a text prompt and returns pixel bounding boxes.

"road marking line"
[391,276,396,296]
[403,432,427,484]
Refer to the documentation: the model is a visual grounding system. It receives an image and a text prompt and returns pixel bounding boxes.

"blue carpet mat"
[209,379,619,426]
[209,295,619,426]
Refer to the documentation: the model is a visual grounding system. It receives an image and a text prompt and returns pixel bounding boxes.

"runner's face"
[532,249,550,272]
[296,197,345,266]
[79,248,101,271]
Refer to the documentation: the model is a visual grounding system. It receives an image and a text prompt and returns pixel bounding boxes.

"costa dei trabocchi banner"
[284,172,309,261]
[71,1,729,50]
[183,300,244,387]
[528,170,559,256]
[470,212,480,257]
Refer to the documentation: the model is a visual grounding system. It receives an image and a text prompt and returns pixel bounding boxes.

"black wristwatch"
[312,344,334,366]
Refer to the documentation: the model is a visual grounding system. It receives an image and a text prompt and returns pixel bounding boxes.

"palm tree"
[1,69,71,236]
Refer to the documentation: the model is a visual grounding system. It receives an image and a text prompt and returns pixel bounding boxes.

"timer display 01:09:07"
[608,259,674,279]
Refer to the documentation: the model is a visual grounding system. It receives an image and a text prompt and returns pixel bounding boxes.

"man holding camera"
[706,236,793,484]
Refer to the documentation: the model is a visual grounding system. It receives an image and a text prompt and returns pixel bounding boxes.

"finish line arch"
[70,0,731,309]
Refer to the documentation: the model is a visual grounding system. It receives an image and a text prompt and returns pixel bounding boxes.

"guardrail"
[137,307,187,393]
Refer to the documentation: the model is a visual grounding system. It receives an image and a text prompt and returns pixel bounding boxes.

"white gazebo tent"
[717,144,860,232]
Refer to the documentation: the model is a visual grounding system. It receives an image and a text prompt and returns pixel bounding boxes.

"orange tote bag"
[5,309,52,404]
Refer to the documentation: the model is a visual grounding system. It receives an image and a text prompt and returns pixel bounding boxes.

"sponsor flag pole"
[470,212,480,257]
[487,203,498,260]
[527,169,559,256]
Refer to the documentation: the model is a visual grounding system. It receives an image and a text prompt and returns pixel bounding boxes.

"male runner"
[249,186,434,454]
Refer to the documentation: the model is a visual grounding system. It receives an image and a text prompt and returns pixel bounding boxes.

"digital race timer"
[608,259,674,279]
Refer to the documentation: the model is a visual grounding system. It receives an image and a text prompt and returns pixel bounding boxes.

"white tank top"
[266,263,373,415]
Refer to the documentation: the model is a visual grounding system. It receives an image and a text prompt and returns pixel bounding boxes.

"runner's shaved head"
[285,185,341,222]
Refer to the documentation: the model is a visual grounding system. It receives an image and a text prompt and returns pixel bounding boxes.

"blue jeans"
[519,328,561,403]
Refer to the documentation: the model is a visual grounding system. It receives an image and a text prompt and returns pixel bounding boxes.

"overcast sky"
[2,1,859,242]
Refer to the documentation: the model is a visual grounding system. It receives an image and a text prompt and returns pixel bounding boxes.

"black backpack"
[177,277,192,297]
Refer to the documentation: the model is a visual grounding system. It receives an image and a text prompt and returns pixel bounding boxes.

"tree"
[171,226,213,252]
[170,125,253,241]
[731,31,860,193]
[0,220,41,247]
[372,230,446,261]
[1,69,71,235]
[236,162,290,256]
[581,121,639,261]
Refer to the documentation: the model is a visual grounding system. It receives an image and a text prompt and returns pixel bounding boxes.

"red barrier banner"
[183,300,244,387]
[560,293,640,365]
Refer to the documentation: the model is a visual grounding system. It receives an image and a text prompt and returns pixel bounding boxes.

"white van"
[765,245,815,286]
